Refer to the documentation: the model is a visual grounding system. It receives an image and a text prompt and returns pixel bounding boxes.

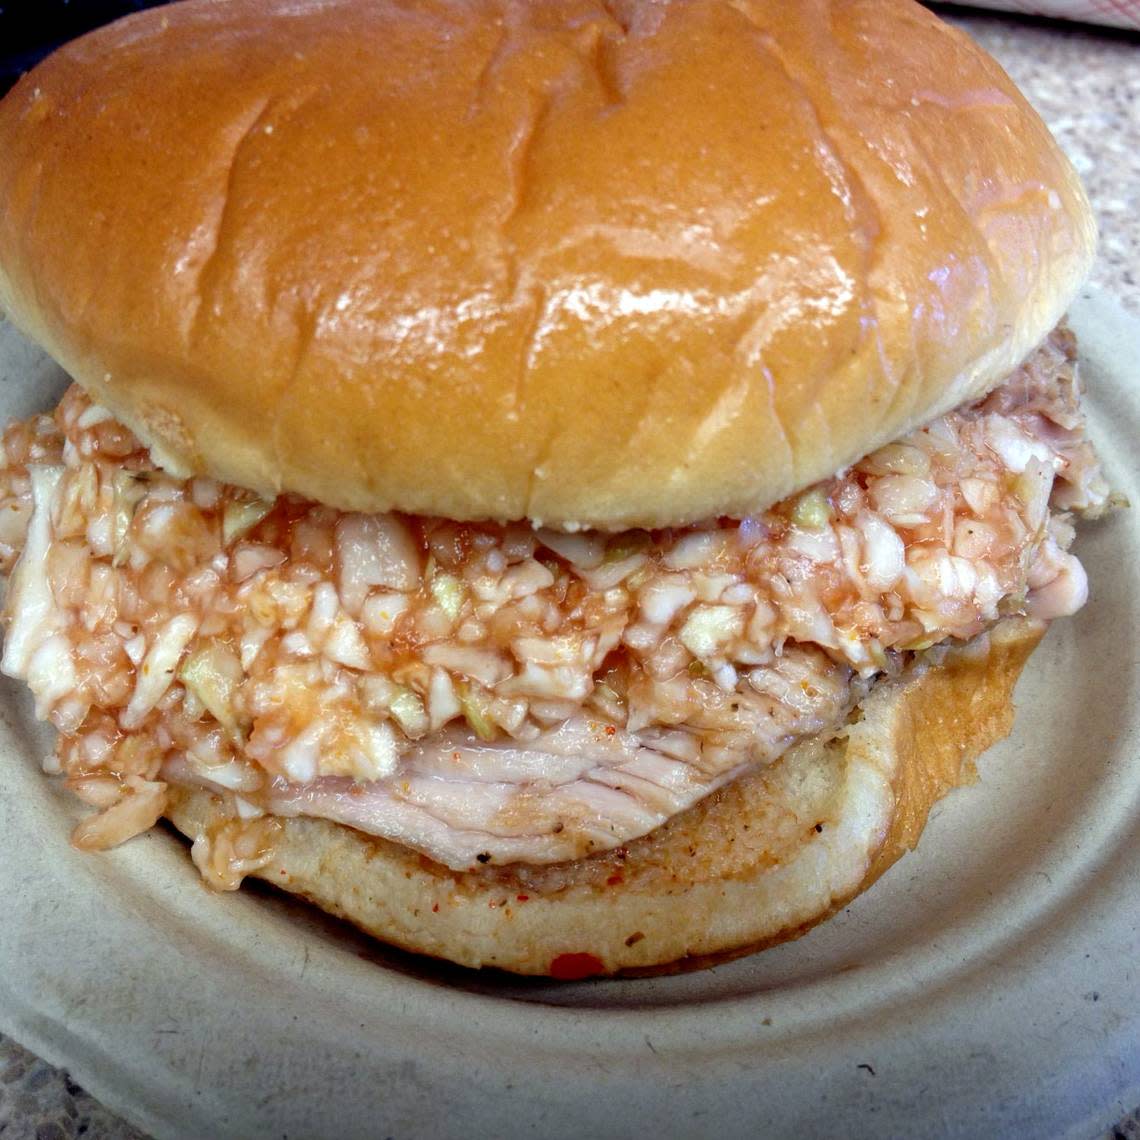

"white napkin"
[951,0,1140,29]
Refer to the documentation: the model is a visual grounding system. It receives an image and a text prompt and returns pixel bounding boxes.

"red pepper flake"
[604,725,617,737]
[606,873,624,886]
[432,902,439,913]
[516,894,529,902]
[549,952,606,981]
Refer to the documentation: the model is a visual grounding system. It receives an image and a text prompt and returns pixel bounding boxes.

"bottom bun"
[165,618,1045,978]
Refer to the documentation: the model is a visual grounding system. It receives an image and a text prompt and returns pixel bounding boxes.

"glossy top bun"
[0,0,1094,528]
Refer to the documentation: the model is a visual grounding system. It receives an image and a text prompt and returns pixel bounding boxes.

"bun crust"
[0,0,1093,527]
[166,618,1044,976]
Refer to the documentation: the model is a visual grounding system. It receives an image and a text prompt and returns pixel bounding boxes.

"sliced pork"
[0,329,1110,879]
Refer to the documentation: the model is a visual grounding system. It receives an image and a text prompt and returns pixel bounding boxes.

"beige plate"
[0,289,1136,1140]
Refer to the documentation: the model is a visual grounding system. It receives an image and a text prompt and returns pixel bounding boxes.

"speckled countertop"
[1,8,1138,1140]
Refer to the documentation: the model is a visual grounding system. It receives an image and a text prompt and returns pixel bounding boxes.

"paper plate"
[0,289,1136,1140]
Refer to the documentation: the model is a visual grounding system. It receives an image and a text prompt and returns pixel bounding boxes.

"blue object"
[0,2,175,95]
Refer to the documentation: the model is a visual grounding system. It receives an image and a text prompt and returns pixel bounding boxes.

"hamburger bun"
[0,0,1102,980]
[0,0,1094,529]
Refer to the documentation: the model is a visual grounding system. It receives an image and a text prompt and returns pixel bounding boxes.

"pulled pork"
[0,329,1110,881]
